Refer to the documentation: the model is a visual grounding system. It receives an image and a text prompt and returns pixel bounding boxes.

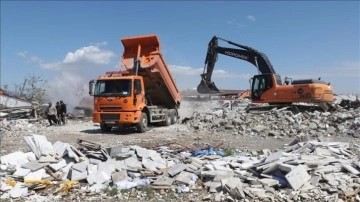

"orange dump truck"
[89,35,181,133]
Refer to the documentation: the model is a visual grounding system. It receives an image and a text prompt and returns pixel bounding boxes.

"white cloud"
[226,19,246,28]
[17,51,28,58]
[63,45,114,65]
[247,15,256,22]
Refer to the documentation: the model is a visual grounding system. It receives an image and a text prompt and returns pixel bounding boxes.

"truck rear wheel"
[136,112,148,133]
[162,111,171,126]
[170,109,178,124]
[100,123,112,132]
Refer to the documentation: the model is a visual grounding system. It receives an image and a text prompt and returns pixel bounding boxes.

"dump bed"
[121,35,181,108]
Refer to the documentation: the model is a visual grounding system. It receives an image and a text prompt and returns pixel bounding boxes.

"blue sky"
[1,1,359,105]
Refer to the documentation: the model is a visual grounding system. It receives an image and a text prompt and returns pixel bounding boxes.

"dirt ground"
[1,99,357,155]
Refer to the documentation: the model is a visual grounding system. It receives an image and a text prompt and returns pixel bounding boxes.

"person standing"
[55,102,61,124]
[47,102,57,126]
[59,100,67,125]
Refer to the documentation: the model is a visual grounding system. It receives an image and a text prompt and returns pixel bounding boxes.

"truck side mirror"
[89,80,95,95]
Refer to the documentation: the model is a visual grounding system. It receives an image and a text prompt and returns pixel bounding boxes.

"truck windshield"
[94,79,132,97]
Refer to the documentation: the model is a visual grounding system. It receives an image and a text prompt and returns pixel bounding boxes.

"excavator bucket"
[197,79,221,94]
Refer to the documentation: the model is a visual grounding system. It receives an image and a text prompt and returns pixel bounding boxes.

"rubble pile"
[1,134,359,201]
[0,118,48,138]
[184,107,360,138]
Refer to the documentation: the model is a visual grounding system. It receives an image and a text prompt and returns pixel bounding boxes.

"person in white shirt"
[47,102,58,126]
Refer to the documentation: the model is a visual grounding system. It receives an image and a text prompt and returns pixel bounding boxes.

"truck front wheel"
[136,112,148,133]
[100,123,112,132]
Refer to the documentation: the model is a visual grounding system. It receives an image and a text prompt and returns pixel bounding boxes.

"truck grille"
[100,106,122,111]
[100,114,120,121]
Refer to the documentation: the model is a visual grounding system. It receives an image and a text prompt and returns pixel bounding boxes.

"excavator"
[197,36,336,112]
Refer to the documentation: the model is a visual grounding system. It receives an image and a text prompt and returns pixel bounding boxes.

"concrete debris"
[183,98,360,139]
[1,130,360,200]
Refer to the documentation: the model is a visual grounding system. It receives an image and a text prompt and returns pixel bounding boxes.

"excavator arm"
[197,36,276,94]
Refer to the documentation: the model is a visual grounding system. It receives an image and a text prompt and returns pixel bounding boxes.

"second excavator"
[197,36,335,112]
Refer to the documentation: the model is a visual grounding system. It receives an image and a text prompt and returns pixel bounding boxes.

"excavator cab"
[251,74,274,101]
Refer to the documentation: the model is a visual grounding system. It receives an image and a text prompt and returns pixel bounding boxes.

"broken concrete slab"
[71,169,87,181]
[111,170,128,183]
[21,160,48,171]
[24,168,45,181]
[52,141,69,157]
[13,167,31,177]
[342,164,360,175]
[49,159,67,171]
[167,163,187,177]
[87,171,111,185]
[72,160,89,172]
[285,165,311,191]
[175,171,197,185]
[153,175,174,186]
[1,151,34,169]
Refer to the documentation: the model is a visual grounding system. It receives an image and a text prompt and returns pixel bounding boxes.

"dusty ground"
[1,100,356,155]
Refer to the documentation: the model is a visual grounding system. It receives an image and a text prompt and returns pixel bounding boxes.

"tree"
[3,74,49,105]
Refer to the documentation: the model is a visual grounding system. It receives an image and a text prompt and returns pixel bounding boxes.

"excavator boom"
[198,36,276,94]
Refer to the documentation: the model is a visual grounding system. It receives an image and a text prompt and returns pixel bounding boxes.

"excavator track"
[245,102,337,114]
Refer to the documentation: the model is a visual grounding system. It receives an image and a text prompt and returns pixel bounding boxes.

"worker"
[55,102,61,124]
[59,100,67,125]
[47,102,57,126]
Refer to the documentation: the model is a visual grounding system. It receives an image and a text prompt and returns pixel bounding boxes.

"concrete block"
[38,154,60,163]
[285,165,311,191]
[32,134,55,156]
[108,144,123,157]
[24,168,45,181]
[60,162,74,180]
[259,178,279,187]
[87,164,98,176]
[13,167,31,177]
[66,145,80,162]
[49,159,67,171]
[1,151,32,169]
[111,170,128,183]
[167,163,187,177]
[71,169,87,181]
[98,160,116,176]
[265,151,283,163]
[309,175,321,186]
[224,177,242,190]
[211,160,228,167]
[124,156,142,171]
[21,160,48,171]
[230,186,245,199]
[175,171,197,185]
[191,157,205,166]
[135,147,149,158]
[342,164,360,175]
[73,160,89,172]
[153,175,174,186]
[278,163,296,172]
[24,136,41,158]
[9,183,28,198]
[52,141,69,157]
[315,147,332,156]
[142,158,157,171]
[89,158,102,165]
[87,171,110,185]
[248,187,267,198]
[209,182,222,193]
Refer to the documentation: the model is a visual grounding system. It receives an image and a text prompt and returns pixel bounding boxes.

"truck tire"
[162,111,171,126]
[170,109,178,124]
[136,112,148,133]
[100,123,112,132]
